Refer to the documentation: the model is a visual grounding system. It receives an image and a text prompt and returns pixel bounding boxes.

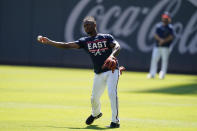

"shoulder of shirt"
[98,33,113,38]
[78,36,89,41]
[156,22,163,28]
[168,24,173,29]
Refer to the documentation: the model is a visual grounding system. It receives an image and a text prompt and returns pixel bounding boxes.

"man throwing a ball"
[37,16,124,128]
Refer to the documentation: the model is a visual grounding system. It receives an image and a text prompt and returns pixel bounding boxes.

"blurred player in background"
[37,16,125,128]
[147,12,174,79]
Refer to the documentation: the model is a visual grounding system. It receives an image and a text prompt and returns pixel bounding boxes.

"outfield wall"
[0,0,197,73]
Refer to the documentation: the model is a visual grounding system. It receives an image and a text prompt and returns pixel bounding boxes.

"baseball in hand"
[37,35,43,42]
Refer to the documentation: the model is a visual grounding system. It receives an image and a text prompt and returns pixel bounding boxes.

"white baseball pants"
[149,47,170,78]
[91,69,119,123]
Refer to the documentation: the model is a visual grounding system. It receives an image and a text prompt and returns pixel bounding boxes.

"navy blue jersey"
[155,22,174,47]
[75,33,118,74]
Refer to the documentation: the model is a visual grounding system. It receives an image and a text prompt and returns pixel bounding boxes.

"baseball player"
[37,16,125,128]
[147,12,174,79]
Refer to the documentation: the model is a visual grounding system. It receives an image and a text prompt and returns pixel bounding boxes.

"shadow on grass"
[136,83,197,95]
[67,125,112,130]
[24,125,112,130]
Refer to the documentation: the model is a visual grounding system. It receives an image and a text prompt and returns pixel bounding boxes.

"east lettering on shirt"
[75,34,119,74]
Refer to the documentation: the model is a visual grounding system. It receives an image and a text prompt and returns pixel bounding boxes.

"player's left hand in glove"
[102,56,117,73]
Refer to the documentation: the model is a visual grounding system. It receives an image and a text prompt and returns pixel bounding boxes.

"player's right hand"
[37,35,50,44]
[159,39,165,46]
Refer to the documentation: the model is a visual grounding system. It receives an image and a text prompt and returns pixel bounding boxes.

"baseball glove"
[102,56,117,73]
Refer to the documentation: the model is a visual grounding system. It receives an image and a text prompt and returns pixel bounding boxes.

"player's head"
[83,16,97,36]
[161,12,171,25]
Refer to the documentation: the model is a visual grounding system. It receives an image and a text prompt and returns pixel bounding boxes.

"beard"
[86,30,94,35]
[86,31,92,35]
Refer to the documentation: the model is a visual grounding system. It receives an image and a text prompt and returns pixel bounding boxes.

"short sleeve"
[74,37,85,48]
[155,23,161,35]
[169,24,175,36]
[106,34,116,44]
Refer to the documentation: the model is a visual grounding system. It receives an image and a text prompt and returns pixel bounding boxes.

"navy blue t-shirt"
[155,22,174,47]
[75,33,118,74]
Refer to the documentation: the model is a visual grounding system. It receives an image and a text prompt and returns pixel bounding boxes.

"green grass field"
[0,65,197,131]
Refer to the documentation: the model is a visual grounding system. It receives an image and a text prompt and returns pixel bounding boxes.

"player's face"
[162,18,169,25]
[83,21,96,35]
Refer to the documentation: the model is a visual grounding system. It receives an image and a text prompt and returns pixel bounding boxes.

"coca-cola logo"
[64,0,197,55]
